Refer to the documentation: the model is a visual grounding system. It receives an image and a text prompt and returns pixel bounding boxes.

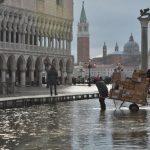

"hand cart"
[108,70,149,112]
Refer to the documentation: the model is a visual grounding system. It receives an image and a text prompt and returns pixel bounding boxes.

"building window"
[56,0,63,6]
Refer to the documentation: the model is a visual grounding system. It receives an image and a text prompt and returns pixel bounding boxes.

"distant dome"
[124,34,140,55]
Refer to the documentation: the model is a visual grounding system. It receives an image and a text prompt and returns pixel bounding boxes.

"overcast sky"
[71,0,150,62]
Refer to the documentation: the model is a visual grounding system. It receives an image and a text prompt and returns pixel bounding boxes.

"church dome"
[124,34,140,55]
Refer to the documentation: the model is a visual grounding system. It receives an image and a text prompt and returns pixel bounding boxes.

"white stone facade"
[73,64,139,79]
[0,0,74,92]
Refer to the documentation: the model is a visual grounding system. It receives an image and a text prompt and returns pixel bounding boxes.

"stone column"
[3,29,6,42]
[11,71,16,83]
[8,29,11,43]
[29,69,34,85]
[67,72,72,85]
[27,33,30,45]
[22,33,25,44]
[1,69,6,82]
[69,40,71,51]
[34,33,38,45]
[59,39,61,49]
[38,71,42,86]
[13,30,16,43]
[66,40,68,50]
[18,32,21,43]
[55,38,57,49]
[20,70,26,86]
[32,35,34,45]
[61,71,65,84]
[1,69,6,94]
[39,35,42,47]
[44,36,46,47]
[138,17,149,71]
[48,37,51,48]
[62,39,65,50]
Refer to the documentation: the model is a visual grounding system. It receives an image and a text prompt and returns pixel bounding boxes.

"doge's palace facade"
[0,0,74,93]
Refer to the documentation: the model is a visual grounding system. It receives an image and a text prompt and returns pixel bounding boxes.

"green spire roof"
[80,1,87,23]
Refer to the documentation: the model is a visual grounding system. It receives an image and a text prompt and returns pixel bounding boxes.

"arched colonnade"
[0,54,73,86]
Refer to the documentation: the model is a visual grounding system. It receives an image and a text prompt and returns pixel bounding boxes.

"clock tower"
[77,1,90,65]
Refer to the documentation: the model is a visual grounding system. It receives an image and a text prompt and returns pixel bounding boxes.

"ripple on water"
[0,101,150,150]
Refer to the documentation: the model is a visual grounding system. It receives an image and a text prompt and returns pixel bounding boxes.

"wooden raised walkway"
[0,92,99,109]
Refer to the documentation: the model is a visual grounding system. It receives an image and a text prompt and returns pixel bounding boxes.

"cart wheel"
[129,103,139,112]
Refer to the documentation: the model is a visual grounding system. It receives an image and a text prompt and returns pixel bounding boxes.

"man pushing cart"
[96,64,149,112]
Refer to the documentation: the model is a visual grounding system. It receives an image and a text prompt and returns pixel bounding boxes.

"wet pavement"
[15,84,99,96]
[0,84,150,149]
[0,95,150,149]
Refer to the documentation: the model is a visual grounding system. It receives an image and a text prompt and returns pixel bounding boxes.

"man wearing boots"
[47,65,58,96]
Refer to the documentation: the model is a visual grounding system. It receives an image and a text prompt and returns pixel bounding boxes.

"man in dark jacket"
[47,65,58,96]
[96,80,108,110]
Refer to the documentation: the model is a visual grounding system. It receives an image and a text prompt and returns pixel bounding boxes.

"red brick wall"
[77,37,89,64]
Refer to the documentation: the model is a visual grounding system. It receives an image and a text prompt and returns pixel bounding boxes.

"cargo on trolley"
[108,69,149,112]
[96,63,150,111]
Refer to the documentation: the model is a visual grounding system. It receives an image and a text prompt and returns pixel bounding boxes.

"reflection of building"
[93,34,141,67]
[0,0,74,93]
[77,2,90,65]
[112,110,148,149]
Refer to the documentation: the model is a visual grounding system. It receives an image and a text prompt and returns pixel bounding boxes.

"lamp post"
[84,59,96,86]
[88,59,91,86]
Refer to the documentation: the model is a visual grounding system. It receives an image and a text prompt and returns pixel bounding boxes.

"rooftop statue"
[140,8,150,16]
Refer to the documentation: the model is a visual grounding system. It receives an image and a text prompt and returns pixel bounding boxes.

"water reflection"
[112,110,149,150]
[0,100,150,150]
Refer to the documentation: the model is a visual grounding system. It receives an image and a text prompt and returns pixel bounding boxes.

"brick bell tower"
[77,1,90,65]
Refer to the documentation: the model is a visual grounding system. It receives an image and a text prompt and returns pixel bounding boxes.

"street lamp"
[84,59,96,86]
[88,59,91,86]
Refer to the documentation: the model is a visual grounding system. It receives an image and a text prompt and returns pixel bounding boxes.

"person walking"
[47,65,58,96]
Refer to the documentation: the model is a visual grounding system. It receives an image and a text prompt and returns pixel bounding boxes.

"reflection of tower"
[103,42,107,58]
[77,1,90,65]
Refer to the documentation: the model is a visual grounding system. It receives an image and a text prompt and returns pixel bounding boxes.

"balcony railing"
[0,42,70,56]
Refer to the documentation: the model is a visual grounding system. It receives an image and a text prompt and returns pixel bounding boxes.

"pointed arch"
[34,56,43,85]
[58,59,64,84]
[26,56,34,85]
[7,55,16,81]
[16,55,26,84]
[7,55,16,71]
[44,56,51,71]
[35,56,43,71]
[27,56,34,71]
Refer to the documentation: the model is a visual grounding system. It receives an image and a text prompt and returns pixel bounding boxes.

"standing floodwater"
[0,99,150,150]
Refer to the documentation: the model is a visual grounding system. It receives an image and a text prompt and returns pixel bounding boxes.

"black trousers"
[49,84,57,95]
[99,97,106,110]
